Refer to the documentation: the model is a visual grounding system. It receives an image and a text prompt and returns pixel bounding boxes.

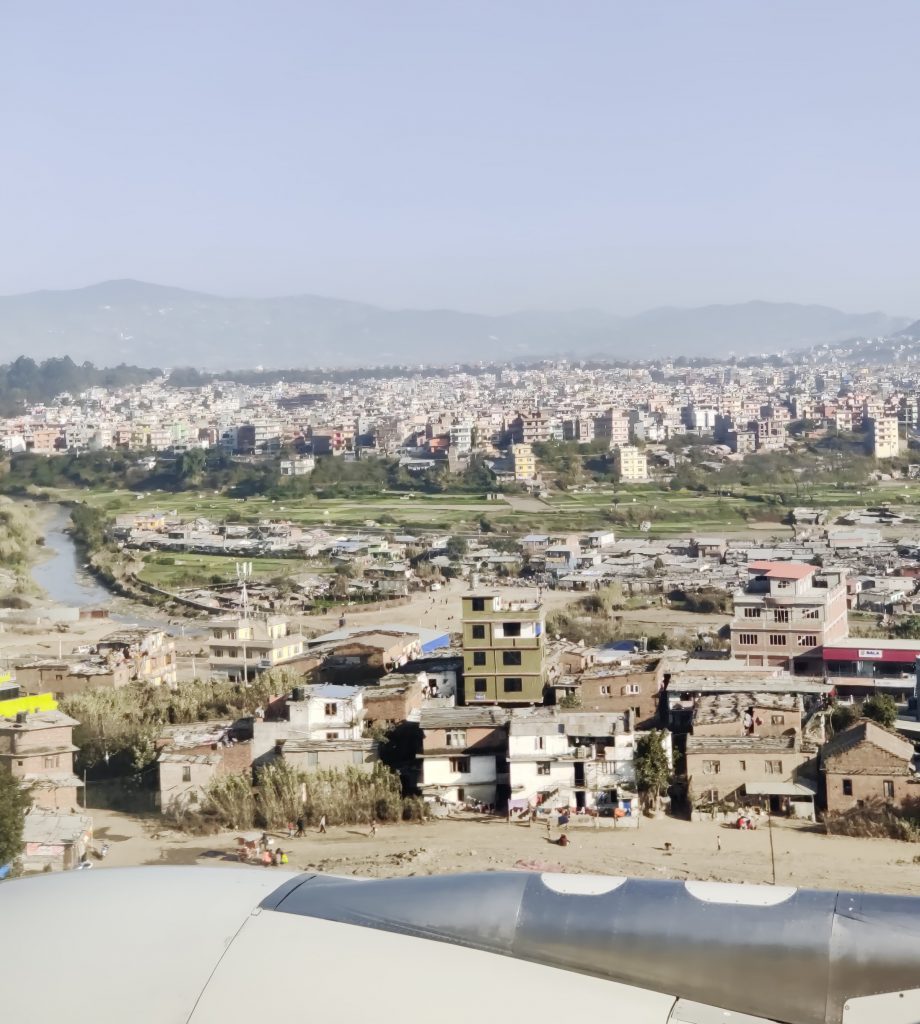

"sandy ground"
[86,806,920,895]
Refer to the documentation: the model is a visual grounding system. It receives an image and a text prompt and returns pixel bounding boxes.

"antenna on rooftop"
[236,561,252,620]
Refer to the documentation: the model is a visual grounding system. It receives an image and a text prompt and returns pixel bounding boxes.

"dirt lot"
[87,807,920,895]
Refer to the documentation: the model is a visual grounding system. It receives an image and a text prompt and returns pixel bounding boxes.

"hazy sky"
[2,1,919,315]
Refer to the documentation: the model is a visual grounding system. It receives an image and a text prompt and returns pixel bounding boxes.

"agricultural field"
[136,552,311,590]
[32,478,920,540]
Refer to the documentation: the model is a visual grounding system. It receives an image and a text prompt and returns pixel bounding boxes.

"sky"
[1,1,919,316]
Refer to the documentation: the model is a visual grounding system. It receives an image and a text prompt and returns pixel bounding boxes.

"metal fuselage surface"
[1,868,918,1024]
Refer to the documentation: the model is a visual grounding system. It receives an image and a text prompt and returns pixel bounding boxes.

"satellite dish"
[639,521,651,532]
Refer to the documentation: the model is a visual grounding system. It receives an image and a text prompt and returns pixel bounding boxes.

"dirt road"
[88,807,920,895]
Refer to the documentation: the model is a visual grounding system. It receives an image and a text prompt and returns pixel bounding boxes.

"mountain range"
[0,280,909,368]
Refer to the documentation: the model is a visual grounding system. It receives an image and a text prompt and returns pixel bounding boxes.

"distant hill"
[0,280,908,368]
[895,318,920,339]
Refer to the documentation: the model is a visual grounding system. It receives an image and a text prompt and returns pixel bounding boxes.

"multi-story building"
[730,561,848,669]
[511,442,536,481]
[868,416,900,459]
[94,627,178,687]
[208,616,306,681]
[418,706,509,807]
[0,709,82,810]
[507,708,648,814]
[449,421,473,453]
[461,592,545,705]
[685,734,810,807]
[614,444,648,482]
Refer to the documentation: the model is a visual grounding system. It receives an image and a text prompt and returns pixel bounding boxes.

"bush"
[825,800,920,842]
[862,694,898,729]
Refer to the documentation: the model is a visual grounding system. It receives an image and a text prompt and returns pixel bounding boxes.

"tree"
[634,730,670,811]
[445,536,468,560]
[862,694,898,730]
[0,769,29,867]
[892,616,920,640]
[830,702,859,734]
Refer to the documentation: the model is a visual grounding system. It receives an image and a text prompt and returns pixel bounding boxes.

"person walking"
[318,815,327,834]
[717,834,722,853]
[295,817,305,837]
[369,820,378,838]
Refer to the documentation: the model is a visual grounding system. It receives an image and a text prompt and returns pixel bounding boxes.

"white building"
[280,455,316,476]
[507,708,668,814]
[252,683,368,767]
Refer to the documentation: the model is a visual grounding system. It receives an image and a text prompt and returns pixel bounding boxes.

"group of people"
[258,833,289,867]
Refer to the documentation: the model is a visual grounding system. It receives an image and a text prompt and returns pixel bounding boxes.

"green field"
[137,552,308,589]
[38,478,920,539]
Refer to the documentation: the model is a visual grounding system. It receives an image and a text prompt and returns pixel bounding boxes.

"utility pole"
[768,812,777,885]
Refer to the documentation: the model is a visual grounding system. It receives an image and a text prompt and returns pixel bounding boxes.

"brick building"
[686,735,810,806]
[0,709,82,810]
[821,720,919,814]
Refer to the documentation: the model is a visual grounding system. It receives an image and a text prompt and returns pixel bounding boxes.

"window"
[449,756,471,773]
[765,760,783,774]
[535,736,545,750]
[473,678,487,693]
[623,683,640,695]
[307,751,319,767]
[473,651,486,666]
[737,633,757,646]
[883,780,895,799]
[537,762,551,776]
[842,779,853,796]
[182,766,192,782]
[352,750,365,765]
[600,685,611,696]
[739,760,746,771]
[803,608,820,620]
[188,791,198,804]
[471,598,485,612]
[743,607,761,618]
[771,715,785,725]
[445,729,467,748]
[797,634,818,648]
[43,755,60,770]
[326,732,339,740]
[768,634,787,647]
[702,760,720,774]
[773,609,790,623]
[324,702,338,716]
[503,650,522,666]
[502,622,521,637]
[471,624,486,639]
[776,580,790,589]
[503,678,523,693]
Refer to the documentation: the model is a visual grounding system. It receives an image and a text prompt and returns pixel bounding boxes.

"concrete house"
[418,706,509,807]
[20,808,93,872]
[208,615,306,681]
[461,592,545,705]
[156,721,253,813]
[730,561,849,669]
[507,708,647,815]
[252,684,373,768]
[821,720,918,814]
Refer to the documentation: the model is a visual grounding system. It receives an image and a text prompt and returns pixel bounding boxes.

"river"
[27,503,199,633]
[31,504,113,608]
